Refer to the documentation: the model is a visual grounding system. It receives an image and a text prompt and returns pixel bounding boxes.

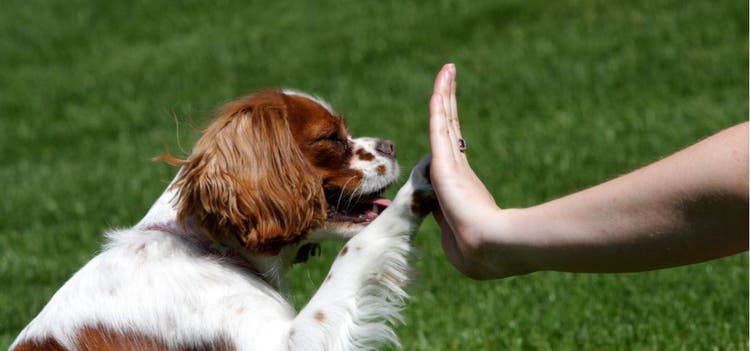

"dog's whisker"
[335,176,359,211]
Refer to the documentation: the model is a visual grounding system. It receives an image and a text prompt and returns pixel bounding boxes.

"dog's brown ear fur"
[159,91,326,255]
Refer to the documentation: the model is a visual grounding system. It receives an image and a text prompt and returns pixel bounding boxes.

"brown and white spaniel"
[12,90,434,351]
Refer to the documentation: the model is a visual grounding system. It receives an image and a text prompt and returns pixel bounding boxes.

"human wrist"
[473,207,543,278]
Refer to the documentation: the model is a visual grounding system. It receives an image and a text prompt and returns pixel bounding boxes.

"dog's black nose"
[376,139,396,158]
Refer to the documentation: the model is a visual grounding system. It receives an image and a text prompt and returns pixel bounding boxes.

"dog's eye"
[312,133,350,152]
[331,134,345,144]
[317,133,340,143]
[326,134,350,151]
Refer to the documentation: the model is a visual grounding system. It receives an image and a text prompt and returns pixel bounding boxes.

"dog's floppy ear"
[165,91,326,255]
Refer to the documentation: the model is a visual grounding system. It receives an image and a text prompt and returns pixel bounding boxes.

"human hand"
[428,64,518,279]
[429,65,749,280]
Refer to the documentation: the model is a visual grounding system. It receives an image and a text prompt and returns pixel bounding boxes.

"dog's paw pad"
[410,188,437,218]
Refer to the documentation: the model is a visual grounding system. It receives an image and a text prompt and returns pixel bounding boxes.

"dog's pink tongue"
[372,198,392,208]
[363,198,392,220]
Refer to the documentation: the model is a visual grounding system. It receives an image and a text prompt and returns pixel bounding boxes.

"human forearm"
[497,122,749,274]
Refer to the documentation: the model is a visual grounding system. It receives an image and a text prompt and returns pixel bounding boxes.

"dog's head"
[164,90,399,255]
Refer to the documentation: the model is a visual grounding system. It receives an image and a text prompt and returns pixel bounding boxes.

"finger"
[436,65,454,126]
[429,93,458,161]
[430,65,459,161]
[445,65,468,163]
[434,64,465,162]
[449,64,458,121]
[447,65,461,140]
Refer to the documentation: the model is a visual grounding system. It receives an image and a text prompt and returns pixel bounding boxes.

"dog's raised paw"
[407,156,436,217]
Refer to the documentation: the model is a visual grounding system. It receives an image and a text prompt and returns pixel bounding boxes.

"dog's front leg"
[287,157,434,351]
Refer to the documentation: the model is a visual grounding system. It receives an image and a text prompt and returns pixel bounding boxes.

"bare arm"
[429,64,749,279]
[501,121,748,275]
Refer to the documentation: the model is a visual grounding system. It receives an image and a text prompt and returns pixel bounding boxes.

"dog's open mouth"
[326,192,392,224]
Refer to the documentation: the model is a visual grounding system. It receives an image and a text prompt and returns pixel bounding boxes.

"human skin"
[429,63,748,280]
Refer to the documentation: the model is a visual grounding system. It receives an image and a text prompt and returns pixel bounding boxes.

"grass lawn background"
[1,0,747,349]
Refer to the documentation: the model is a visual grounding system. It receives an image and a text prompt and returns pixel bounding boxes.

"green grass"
[1,0,747,349]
